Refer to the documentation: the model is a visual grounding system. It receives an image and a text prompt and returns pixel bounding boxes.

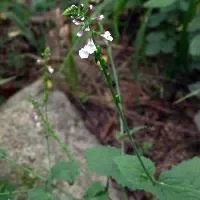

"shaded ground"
[1,7,200,200]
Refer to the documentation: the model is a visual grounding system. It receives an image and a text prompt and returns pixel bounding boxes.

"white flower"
[84,39,97,54]
[81,17,85,21]
[85,26,90,31]
[48,66,54,74]
[81,4,84,7]
[36,59,42,64]
[97,15,104,21]
[79,47,89,59]
[89,4,93,10]
[77,30,83,37]
[72,19,81,25]
[101,31,113,41]
[79,39,97,59]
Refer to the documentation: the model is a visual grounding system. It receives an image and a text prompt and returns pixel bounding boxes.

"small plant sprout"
[63,2,155,193]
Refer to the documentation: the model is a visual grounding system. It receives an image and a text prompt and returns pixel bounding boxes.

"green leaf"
[144,0,177,8]
[188,16,200,32]
[28,188,53,200]
[112,155,156,190]
[85,146,121,176]
[190,34,200,56]
[146,32,166,42]
[51,160,80,184]
[84,182,108,200]
[155,157,200,200]
[161,39,176,53]
[145,41,161,56]
[148,12,167,28]
[0,148,7,159]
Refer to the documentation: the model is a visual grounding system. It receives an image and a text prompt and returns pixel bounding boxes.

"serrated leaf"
[155,157,200,200]
[190,34,200,56]
[28,188,53,200]
[145,41,161,56]
[0,148,7,159]
[112,155,156,190]
[85,146,121,176]
[84,182,108,200]
[144,0,177,8]
[51,160,80,184]
[188,16,200,32]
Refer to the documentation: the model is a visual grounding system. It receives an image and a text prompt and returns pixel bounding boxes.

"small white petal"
[72,19,81,25]
[79,47,89,59]
[97,15,104,21]
[34,113,38,121]
[77,31,83,37]
[101,31,113,41]
[89,4,93,10]
[71,4,77,8]
[81,17,85,21]
[36,122,41,129]
[81,4,84,7]
[84,39,97,54]
[36,59,42,64]
[48,66,54,74]
[85,26,90,31]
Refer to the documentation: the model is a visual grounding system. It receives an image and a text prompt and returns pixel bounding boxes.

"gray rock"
[0,80,123,200]
[194,111,200,132]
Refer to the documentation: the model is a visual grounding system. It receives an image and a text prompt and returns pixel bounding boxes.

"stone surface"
[194,111,200,133]
[0,80,123,200]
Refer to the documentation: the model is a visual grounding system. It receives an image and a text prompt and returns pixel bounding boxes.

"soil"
[1,7,200,200]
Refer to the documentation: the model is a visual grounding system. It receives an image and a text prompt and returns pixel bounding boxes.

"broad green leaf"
[190,34,200,56]
[188,16,200,32]
[85,146,121,176]
[148,13,167,28]
[178,0,189,11]
[161,39,176,53]
[51,160,80,184]
[145,41,161,56]
[154,157,200,200]
[84,182,108,200]
[146,32,166,42]
[113,155,156,190]
[144,0,177,8]
[28,188,53,200]
[0,148,7,159]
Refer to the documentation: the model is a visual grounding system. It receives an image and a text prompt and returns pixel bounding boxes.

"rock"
[0,80,123,200]
[194,111,200,132]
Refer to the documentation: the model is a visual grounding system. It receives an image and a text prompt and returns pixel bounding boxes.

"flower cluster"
[63,4,113,59]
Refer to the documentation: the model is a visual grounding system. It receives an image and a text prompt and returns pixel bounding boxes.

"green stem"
[95,49,156,184]
[98,24,125,154]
